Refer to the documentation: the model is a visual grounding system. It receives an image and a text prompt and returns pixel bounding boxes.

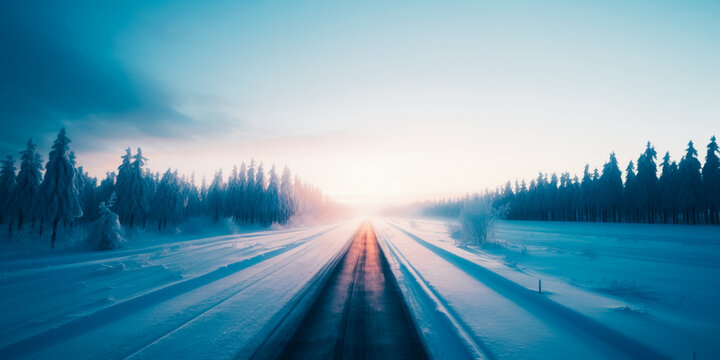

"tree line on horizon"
[0,129,340,249]
[422,136,720,225]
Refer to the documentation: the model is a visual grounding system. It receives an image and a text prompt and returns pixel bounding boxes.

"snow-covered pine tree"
[703,136,720,224]
[226,166,240,220]
[76,168,99,223]
[255,163,266,223]
[184,172,202,219]
[494,180,515,218]
[590,168,600,221]
[237,162,247,221]
[200,175,208,203]
[580,165,592,221]
[292,175,304,217]
[659,152,679,224]
[557,173,571,221]
[265,165,281,225]
[115,148,150,228]
[624,161,637,222]
[570,176,581,221]
[0,155,17,226]
[280,166,294,224]
[69,152,83,225]
[144,171,159,222]
[238,161,251,222]
[678,141,703,224]
[97,172,116,205]
[10,139,43,229]
[546,173,558,221]
[114,148,133,225]
[131,148,151,229]
[600,153,623,222]
[636,142,659,223]
[40,129,82,247]
[245,160,257,222]
[206,169,225,222]
[151,169,182,230]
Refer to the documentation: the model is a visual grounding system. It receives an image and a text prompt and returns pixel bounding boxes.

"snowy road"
[1,218,707,359]
[279,221,426,360]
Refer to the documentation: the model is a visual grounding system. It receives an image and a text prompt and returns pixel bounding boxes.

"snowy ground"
[377,217,720,359]
[0,219,361,359]
[2,217,718,359]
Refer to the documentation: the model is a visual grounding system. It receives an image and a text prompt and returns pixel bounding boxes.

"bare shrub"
[457,198,507,246]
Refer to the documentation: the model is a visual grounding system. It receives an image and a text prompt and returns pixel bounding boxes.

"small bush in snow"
[457,198,505,246]
[88,196,123,250]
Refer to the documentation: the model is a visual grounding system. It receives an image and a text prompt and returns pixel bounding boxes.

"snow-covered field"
[377,218,720,359]
[0,220,361,359]
[2,217,718,359]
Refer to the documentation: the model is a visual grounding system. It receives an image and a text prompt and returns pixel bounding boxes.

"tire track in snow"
[0,226,333,315]
[0,242,261,347]
[121,225,349,359]
[0,226,340,359]
[386,221,672,360]
[375,224,492,360]
[0,225,327,273]
[247,226,359,360]
[0,228,331,348]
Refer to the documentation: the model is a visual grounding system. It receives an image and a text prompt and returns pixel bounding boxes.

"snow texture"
[2,217,718,359]
[0,220,360,359]
[377,217,720,359]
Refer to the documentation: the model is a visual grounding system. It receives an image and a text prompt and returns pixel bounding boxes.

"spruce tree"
[600,153,623,222]
[624,161,637,222]
[0,155,17,226]
[11,139,43,229]
[280,166,294,223]
[200,175,208,202]
[702,136,720,224]
[40,129,82,247]
[113,148,133,225]
[265,165,281,225]
[570,175,581,221]
[151,169,182,230]
[184,173,202,218]
[557,173,571,221]
[678,141,703,224]
[76,169,99,223]
[246,161,259,222]
[636,142,658,223]
[658,152,679,224]
[580,165,592,221]
[237,162,248,221]
[97,172,116,204]
[207,169,225,222]
[226,166,240,219]
[69,152,84,225]
[256,163,268,223]
[548,173,559,221]
[131,148,150,229]
[590,168,600,221]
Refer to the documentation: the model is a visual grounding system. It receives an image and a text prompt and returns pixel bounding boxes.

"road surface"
[279,221,427,359]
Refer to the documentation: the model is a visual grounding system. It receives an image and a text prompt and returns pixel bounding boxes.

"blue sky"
[1,0,718,204]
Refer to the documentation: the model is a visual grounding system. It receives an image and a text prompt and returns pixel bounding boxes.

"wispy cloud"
[0,1,240,155]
